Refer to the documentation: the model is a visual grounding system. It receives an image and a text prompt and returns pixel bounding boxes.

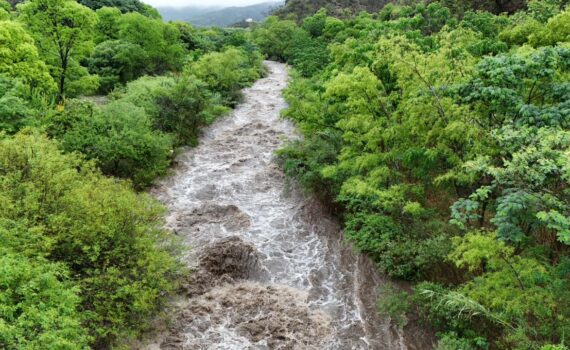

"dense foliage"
[253,1,570,349]
[0,0,265,348]
[275,0,534,20]
[0,132,181,347]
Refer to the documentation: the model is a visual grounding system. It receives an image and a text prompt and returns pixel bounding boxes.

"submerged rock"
[200,236,259,279]
[182,236,260,298]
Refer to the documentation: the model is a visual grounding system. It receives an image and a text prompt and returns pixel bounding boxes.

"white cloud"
[141,0,280,8]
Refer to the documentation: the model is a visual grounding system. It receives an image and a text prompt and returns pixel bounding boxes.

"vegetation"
[0,132,181,347]
[253,1,570,349]
[2,0,569,348]
[274,0,533,20]
[0,0,264,348]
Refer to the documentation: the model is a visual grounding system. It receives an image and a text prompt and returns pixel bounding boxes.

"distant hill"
[274,0,388,19]
[274,0,528,19]
[157,2,283,27]
[156,5,221,22]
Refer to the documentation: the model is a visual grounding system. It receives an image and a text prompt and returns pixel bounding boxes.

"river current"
[144,62,428,350]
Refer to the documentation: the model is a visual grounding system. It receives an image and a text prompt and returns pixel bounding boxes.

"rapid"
[145,62,429,350]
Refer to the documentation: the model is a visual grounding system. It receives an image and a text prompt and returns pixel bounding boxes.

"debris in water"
[182,236,260,298]
[163,282,332,350]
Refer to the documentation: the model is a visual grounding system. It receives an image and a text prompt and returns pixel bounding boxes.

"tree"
[419,231,570,348]
[46,100,174,188]
[0,0,10,19]
[0,253,89,350]
[189,47,263,106]
[0,20,55,95]
[0,77,34,133]
[19,0,97,102]
[118,12,185,75]
[529,8,570,46]
[153,75,228,146]
[252,16,302,61]
[94,6,121,43]
[0,132,181,347]
[88,40,141,92]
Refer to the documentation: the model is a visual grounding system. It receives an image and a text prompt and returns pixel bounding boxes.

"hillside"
[274,0,388,19]
[157,2,282,27]
[274,0,529,19]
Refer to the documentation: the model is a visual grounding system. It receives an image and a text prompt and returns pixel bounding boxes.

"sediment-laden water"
[145,62,429,350]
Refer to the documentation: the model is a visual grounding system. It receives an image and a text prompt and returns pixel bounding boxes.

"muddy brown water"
[145,62,432,350]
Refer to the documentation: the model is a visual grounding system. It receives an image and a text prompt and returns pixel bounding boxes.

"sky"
[141,0,280,8]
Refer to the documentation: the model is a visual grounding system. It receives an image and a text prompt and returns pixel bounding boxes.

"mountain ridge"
[157,1,283,27]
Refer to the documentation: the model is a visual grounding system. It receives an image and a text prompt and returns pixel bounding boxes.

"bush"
[88,39,144,93]
[0,253,89,349]
[377,283,411,328]
[0,77,34,133]
[0,132,182,347]
[46,100,173,189]
[188,47,264,106]
[111,74,228,146]
[285,30,329,77]
[153,75,228,146]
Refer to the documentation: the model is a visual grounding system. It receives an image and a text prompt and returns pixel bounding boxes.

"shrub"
[88,39,143,93]
[153,75,228,146]
[46,100,173,189]
[0,131,182,347]
[111,75,228,146]
[0,253,88,349]
[188,47,264,106]
[0,77,34,133]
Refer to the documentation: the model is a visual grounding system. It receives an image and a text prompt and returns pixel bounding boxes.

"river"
[145,62,429,350]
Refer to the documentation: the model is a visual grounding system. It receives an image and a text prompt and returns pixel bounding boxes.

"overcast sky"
[141,0,280,7]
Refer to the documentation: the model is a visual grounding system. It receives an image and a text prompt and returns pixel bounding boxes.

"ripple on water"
[144,62,416,350]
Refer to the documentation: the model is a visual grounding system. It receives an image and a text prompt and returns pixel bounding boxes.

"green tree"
[0,20,55,95]
[118,12,185,75]
[19,0,98,102]
[0,253,89,349]
[189,47,263,106]
[252,16,302,61]
[94,6,121,43]
[0,132,181,347]
[0,0,10,19]
[0,77,34,133]
[88,40,141,92]
[46,100,173,188]
[153,75,228,146]
[529,8,570,46]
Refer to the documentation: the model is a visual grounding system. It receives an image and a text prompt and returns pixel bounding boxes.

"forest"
[0,0,264,348]
[0,0,569,349]
[252,0,570,349]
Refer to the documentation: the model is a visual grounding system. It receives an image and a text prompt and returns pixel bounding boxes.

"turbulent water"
[145,62,429,350]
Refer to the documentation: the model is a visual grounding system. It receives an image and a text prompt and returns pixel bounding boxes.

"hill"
[274,0,529,19]
[157,2,283,27]
[156,5,221,22]
[274,0,387,19]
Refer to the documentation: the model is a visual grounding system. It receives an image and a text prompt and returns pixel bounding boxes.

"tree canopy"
[254,2,570,349]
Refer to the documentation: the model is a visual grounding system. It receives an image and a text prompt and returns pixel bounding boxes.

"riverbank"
[136,62,430,349]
